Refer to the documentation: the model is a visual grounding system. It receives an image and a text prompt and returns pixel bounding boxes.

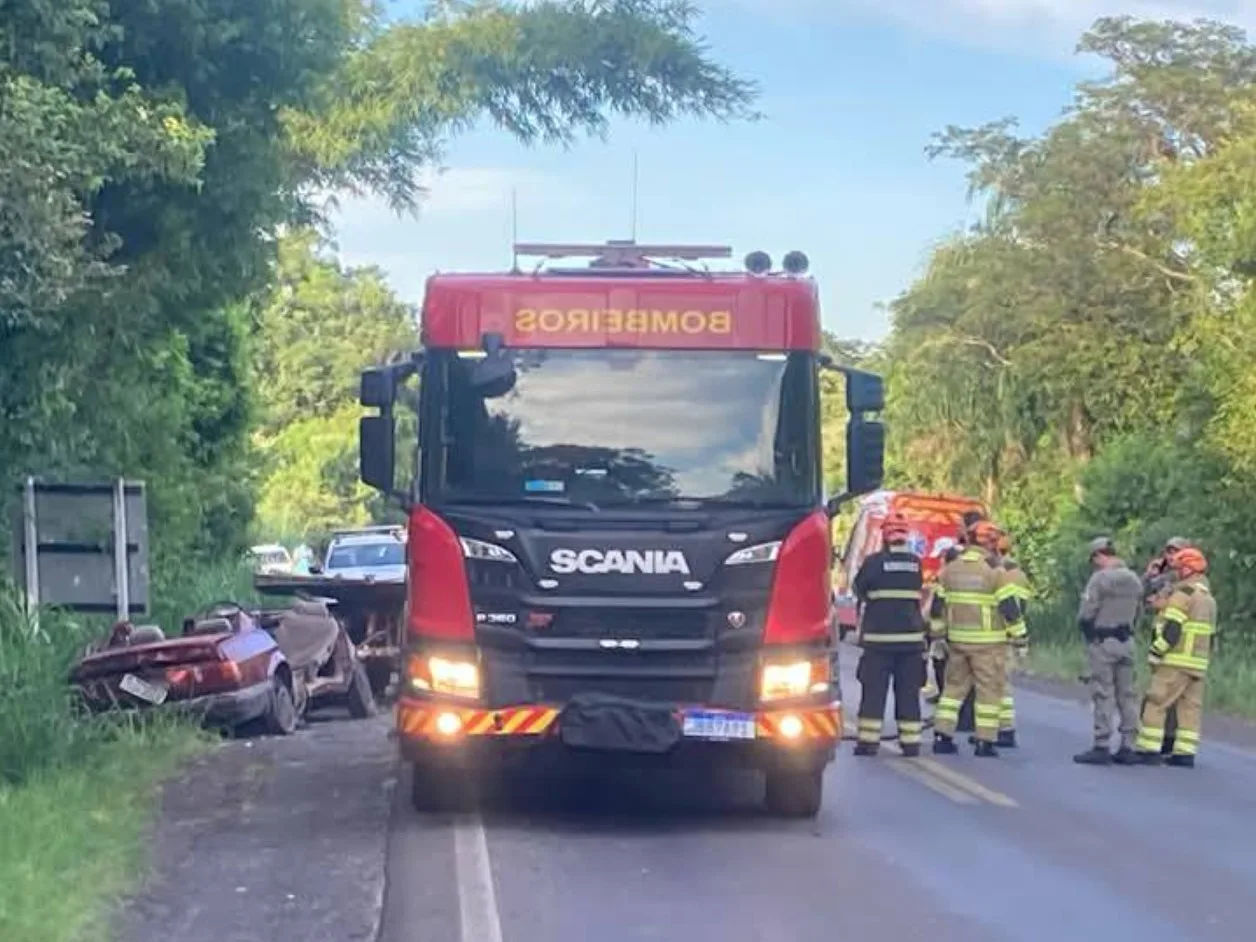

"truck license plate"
[120,673,169,705]
[682,710,755,741]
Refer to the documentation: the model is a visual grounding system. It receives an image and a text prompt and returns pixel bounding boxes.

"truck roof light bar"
[513,240,732,270]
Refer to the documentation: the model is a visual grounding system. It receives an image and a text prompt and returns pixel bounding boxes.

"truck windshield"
[424,348,820,508]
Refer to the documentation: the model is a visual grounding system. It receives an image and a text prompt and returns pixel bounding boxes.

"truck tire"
[765,768,825,818]
[264,675,299,736]
[410,764,476,814]
[347,661,377,719]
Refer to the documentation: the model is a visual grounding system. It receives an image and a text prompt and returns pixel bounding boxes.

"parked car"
[249,543,294,575]
[314,526,406,582]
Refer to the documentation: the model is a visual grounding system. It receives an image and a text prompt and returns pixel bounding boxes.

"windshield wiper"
[444,495,601,512]
[602,497,806,510]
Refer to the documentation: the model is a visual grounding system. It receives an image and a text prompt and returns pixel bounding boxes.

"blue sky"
[331,0,1255,341]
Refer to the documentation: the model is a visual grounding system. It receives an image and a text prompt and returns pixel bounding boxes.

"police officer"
[851,513,927,757]
[1134,547,1216,767]
[1073,537,1144,765]
[930,532,1026,757]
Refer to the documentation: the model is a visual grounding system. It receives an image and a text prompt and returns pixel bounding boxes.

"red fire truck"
[357,242,885,817]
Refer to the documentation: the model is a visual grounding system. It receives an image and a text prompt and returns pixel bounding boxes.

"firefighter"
[1142,537,1190,755]
[1072,537,1144,765]
[851,513,927,757]
[1134,546,1216,767]
[933,509,989,705]
[929,530,1027,757]
[993,529,1032,748]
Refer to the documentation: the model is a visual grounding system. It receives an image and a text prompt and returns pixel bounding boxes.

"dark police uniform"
[852,546,927,756]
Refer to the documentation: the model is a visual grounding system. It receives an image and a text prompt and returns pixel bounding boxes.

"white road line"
[454,814,504,942]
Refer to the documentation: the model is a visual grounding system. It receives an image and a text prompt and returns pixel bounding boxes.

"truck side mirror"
[470,332,517,397]
[844,368,884,413]
[360,367,396,408]
[845,418,885,496]
[360,414,396,493]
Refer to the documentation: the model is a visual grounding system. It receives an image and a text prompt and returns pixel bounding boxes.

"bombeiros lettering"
[549,548,691,575]
[515,308,732,336]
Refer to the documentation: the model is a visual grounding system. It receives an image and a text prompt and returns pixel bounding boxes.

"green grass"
[0,555,256,941]
[0,724,208,942]
[1025,635,1256,721]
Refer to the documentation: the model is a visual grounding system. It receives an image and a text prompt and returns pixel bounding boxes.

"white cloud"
[713,0,1256,58]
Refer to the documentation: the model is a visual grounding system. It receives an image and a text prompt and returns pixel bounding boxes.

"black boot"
[974,740,999,758]
[900,743,921,758]
[1112,747,1139,766]
[853,742,879,757]
[932,733,958,755]
[997,730,1018,749]
[1073,746,1112,765]
[1135,751,1163,766]
[1166,754,1195,768]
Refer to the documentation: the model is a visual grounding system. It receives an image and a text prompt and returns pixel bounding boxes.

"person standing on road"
[1073,537,1145,765]
[1134,547,1217,768]
[1142,537,1190,755]
[993,529,1032,749]
[929,534,1026,758]
[851,513,927,757]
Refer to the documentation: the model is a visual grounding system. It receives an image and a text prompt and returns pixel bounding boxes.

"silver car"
[318,527,407,582]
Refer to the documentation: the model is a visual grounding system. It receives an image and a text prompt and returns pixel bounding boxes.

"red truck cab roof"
[420,243,821,351]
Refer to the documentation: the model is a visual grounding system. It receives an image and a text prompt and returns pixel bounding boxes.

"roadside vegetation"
[1,2,757,939]
[823,16,1256,713]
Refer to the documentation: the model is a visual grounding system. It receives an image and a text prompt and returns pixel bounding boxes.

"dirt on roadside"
[116,712,396,942]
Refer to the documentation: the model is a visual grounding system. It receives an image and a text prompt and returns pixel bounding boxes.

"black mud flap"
[559,693,682,754]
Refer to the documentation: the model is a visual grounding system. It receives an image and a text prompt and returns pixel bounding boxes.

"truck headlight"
[724,541,781,566]
[460,537,517,563]
[760,659,830,702]
[407,655,481,700]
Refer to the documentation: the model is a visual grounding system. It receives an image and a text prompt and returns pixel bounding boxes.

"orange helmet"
[1172,546,1207,577]
[882,512,910,544]
[970,520,1003,550]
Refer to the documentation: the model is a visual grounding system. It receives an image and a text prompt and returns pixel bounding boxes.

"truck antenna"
[630,152,639,242]
[510,187,520,273]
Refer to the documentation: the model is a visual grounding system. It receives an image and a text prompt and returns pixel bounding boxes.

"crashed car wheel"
[264,675,299,736]
[410,764,477,813]
[347,661,377,719]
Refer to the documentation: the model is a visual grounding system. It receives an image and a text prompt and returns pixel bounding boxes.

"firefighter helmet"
[1172,546,1207,577]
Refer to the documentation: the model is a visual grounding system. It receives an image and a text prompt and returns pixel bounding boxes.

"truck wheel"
[264,675,299,736]
[410,764,476,813]
[765,768,825,818]
[347,661,377,719]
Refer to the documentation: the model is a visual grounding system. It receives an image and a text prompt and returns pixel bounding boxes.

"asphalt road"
[119,649,1256,942]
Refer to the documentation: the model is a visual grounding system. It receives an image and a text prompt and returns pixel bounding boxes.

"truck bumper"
[395,697,840,772]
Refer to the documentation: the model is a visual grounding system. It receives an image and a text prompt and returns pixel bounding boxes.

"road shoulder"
[114,713,396,942]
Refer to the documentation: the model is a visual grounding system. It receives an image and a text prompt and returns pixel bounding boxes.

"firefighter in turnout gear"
[852,513,927,757]
[1134,547,1217,767]
[930,527,1027,757]
[934,510,989,720]
[993,529,1032,748]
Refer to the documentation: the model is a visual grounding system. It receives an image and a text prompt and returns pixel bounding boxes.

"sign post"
[11,479,149,619]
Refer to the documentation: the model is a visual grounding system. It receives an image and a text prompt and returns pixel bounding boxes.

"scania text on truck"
[357,242,886,817]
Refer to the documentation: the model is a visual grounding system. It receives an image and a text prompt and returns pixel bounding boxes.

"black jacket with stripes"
[853,548,926,650]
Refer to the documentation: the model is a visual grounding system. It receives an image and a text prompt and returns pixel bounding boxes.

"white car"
[318,527,407,582]
[249,543,294,575]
